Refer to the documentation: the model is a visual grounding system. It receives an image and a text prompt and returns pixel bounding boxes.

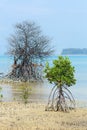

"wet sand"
[0,80,87,130]
[0,102,87,130]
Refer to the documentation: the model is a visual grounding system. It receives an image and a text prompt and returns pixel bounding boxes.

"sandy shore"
[0,102,87,130]
[0,79,87,130]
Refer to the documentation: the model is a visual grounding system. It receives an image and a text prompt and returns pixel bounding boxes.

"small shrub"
[21,84,32,105]
[44,56,76,112]
[0,86,3,101]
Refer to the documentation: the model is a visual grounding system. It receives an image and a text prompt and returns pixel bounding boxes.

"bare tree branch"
[7,21,53,81]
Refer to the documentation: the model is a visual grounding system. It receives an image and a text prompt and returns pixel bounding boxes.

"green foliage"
[44,56,76,87]
[21,85,32,105]
[0,86,3,101]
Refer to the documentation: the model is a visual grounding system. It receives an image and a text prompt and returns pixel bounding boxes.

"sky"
[0,0,87,55]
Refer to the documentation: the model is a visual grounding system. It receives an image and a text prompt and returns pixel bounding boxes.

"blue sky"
[0,0,87,55]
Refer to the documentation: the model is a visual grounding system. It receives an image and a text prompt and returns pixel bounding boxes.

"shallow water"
[0,55,87,107]
[0,81,87,108]
[0,81,52,103]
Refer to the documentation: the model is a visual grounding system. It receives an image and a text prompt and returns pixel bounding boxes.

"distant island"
[61,48,87,55]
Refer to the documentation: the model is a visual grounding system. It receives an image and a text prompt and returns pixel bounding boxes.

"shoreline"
[0,101,87,130]
[0,78,87,108]
[0,79,87,129]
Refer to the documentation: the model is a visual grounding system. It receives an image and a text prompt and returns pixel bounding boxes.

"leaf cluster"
[44,56,76,87]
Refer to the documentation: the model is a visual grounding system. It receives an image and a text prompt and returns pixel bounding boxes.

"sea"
[0,55,87,105]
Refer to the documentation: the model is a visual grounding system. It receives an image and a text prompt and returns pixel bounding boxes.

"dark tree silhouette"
[8,21,53,81]
[44,56,76,112]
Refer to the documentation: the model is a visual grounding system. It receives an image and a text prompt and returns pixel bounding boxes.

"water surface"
[0,55,87,106]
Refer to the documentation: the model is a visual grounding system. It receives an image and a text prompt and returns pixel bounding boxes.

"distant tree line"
[61,48,87,55]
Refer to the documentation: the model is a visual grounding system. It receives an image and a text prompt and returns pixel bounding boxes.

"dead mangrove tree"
[7,21,53,81]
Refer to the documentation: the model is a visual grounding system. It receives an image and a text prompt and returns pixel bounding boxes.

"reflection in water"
[1,84,13,102]
[1,82,87,107]
[0,81,52,103]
